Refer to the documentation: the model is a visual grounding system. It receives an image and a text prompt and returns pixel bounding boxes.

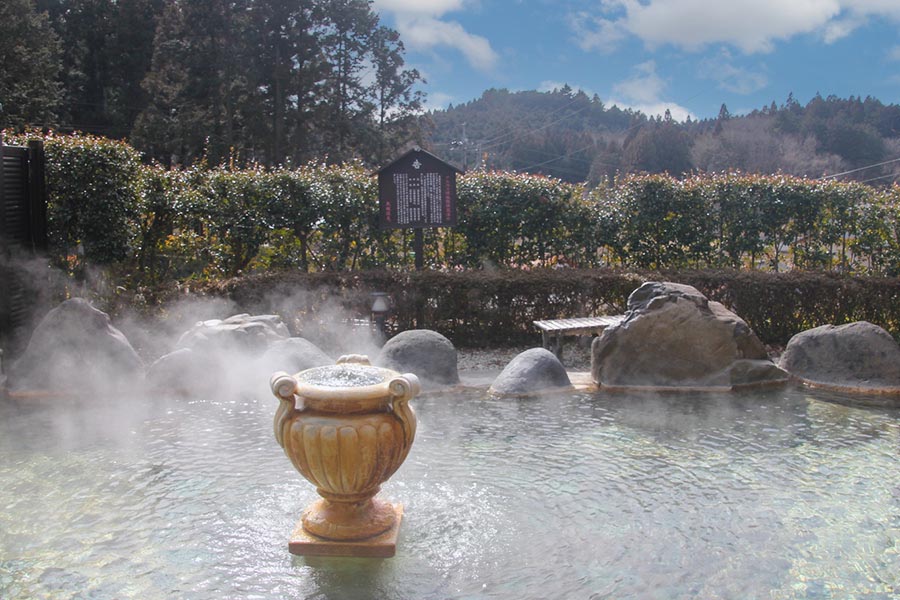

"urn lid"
[272,356,419,413]
[298,363,394,392]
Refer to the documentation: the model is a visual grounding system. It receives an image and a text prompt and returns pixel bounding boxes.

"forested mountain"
[2,0,424,167]
[427,88,900,186]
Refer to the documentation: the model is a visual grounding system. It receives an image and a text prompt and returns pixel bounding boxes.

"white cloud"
[699,50,768,95]
[423,91,455,110]
[374,0,499,73]
[395,15,498,72]
[573,0,900,54]
[844,0,900,17]
[822,15,866,42]
[613,60,665,104]
[624,101,694,122]
[609,61,694,121]
[623,0,837,52]
[569,12,627,53]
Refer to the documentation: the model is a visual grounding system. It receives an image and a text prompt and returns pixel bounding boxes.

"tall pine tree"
[369,25,425,164]
[317,0,378,163]
[134,0,258,165]
[135,0,424,166]
[0,0,63,129]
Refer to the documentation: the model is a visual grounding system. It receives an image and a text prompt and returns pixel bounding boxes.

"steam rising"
[3,284,387,402]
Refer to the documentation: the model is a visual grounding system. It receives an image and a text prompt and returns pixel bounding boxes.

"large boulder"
[591,282,786,389]
[258,337,334,374]
[489,348,571,396]
[8,298,143,393]
[145,348,212,394]
[779,321,900,392]
[176,313,289,355]
[375,329,459,386]
[149,314,294,396]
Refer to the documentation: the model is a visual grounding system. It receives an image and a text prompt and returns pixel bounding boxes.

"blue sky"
[372,0,900,121]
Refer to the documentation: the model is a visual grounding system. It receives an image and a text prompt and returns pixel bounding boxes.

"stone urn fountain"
[270,355,419,557]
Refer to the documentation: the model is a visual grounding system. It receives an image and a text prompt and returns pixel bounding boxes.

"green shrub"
[33,132,142,270]
[256,167,321,271]
[852,187,900,276]
[312,162,379,271]
[454,171,593,268]
[596,173,713,268]
[206,268,900,347]
[9,131,900,282]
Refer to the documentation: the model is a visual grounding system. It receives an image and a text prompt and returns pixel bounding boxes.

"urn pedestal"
[271,356,419,557]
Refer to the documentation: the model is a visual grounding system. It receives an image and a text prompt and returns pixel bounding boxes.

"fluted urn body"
[271,356,419,543]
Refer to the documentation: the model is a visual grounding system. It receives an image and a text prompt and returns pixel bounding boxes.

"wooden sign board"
[377,148,461,229]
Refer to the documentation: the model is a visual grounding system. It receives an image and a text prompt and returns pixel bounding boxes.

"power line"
[430,90,608,155]
[499,142,599,164]
[479,101,601,152]
[477,92,590,149]
[819,156,900,180]
[516,141,597,172]
[857,172,899,185]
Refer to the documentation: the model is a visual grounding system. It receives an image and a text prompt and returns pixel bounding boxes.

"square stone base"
[288,504,403,558]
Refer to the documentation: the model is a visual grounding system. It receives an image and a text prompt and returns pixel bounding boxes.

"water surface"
[1,386,898,599]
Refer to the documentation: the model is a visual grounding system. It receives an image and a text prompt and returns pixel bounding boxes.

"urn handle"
[270,371,298,449]
[387,373,419,401]
[271,371,298,399]
[388,373,419,449]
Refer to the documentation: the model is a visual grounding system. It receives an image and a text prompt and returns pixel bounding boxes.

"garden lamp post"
[370,292,391,338]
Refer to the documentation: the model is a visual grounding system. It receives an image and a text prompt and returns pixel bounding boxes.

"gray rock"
[145,314,294,396]
[779,321,900,391]
[147,345,276,397]
[0,350,7,395]
[9,298,143,393]
[489,348,571,395]
[375,329,459,386]
[145,348,213,393]
[729,359,790,388]
[259,337,334,374]
[176,313,289,356]
[591,282,777,390]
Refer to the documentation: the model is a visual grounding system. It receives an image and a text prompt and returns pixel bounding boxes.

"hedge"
[195,269,900,347]
[6,131,900,284]
[4,132,144,269]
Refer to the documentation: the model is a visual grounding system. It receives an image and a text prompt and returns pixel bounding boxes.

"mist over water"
[3,281,389,403]
[1,382,898,599]
[2,285,899,598]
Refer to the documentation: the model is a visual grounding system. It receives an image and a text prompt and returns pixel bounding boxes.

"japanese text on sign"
[378,149,458,229]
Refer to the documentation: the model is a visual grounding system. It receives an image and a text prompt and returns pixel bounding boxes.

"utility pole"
[461,122,468,171]
[451,123,483,171]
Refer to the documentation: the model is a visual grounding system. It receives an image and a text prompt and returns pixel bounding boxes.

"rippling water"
[298,364,386,388]
[1,386,898,599]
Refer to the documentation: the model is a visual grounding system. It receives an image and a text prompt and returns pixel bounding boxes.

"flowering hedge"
[4,132,144,269]
[593,173,900,274]
[450,170,597,268]
[7,131,900,281]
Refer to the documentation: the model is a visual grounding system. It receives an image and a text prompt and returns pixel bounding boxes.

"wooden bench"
[533,315,626,359]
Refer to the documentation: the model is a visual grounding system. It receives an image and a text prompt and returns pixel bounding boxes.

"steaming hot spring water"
[2,364,898,600]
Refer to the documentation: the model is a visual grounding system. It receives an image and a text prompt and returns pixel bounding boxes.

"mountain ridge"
[425,87,900,186]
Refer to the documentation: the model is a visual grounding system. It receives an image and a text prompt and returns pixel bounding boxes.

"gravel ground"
[457,340,593,373]
[456,342,783,375]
